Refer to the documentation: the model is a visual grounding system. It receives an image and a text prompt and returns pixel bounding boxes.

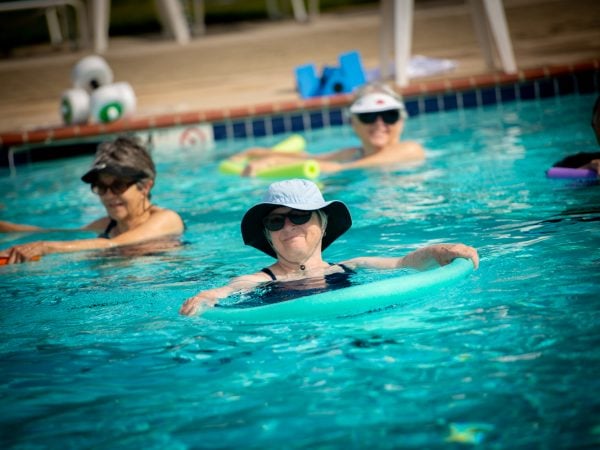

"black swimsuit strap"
[261,263,352,281]
[336,263,353,273]
[99,219,117,239]
[261,267,277,281]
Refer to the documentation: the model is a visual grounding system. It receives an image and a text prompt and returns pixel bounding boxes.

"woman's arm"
[1,237,115,264]
[339,142,425,171]
[341,243,479,271]
[1,209,184,264]
[179,272,270,316]
[0,218,110,234]
[0,220,46,233]
[580,158,600,175]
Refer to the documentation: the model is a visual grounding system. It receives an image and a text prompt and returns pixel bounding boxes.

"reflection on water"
[221,270,355,309]
[99,236,185,258]
[1,94,599,448]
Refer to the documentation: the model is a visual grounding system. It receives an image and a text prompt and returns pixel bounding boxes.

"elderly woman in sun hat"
[230,82,425,176]
[180,179,478,316]
[0,135,184,264]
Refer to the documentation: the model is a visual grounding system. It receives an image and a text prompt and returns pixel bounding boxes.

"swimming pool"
[1,93,598,448]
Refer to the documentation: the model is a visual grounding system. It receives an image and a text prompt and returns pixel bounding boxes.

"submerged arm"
[0,220,47,233]
[1,209,184,264]
[179,272,270,316]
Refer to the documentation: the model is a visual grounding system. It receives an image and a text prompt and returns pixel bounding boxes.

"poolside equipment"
[546,167,597,179]
[61,55,114,125]
[90,82,137,124]
[60,56,136,125]
[72,55,113,93]
[60,88,91,125]
[218,134,320,180]
[202,258,475,324]
[295,50,366,98]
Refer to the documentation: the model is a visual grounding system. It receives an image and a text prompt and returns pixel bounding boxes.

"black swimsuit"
[553,152,600,168]
[98,219,117,239]
[260,263,353,281]
[218,263,355,309]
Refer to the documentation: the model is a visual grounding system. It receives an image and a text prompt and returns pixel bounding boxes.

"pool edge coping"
[1,58,598,148]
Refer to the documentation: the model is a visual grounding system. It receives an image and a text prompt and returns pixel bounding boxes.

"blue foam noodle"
[202,258,474,323]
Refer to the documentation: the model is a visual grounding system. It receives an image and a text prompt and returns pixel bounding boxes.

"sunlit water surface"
[1,94,599,448]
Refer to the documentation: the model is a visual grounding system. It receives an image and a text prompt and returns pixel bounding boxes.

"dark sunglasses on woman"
[263,210,313,231]
[356,109,401,125]
[91,179,137,196]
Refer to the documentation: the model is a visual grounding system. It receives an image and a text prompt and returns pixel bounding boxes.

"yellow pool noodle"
[271,134,306,153]
[218,158,246,175]
[219,158,320,179]
[254,159,320,180]
[218,134,311,176]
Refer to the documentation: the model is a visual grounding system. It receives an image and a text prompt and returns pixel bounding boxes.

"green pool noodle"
[202,258,475,324]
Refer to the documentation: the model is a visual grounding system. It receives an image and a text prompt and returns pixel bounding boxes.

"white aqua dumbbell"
[60,88,90,125]
[72,55,113,93]
[90,82,137,123]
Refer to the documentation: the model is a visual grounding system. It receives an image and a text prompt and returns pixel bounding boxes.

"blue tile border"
[205,67,599,142]
[2,63,598,169]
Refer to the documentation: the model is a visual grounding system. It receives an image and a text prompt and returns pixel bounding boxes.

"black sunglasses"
[263,210,313,231]
[91,179,137,196]
[356,109,401,125]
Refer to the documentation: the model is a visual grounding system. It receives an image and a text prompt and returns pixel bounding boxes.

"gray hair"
[95,136,156,181]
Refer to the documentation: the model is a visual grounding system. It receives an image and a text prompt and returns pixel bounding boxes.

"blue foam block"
[295,64,320,99]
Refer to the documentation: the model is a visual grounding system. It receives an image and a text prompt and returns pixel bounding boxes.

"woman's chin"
[278,246,310,262]
[105,206,127,219]
[367,137,390,149]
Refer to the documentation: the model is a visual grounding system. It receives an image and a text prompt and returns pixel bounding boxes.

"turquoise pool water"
[1,93,599,448]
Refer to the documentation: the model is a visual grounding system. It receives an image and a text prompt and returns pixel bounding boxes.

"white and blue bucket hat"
[241,179,352,258]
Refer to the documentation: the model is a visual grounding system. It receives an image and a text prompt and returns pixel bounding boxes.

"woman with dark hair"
[552,95,600,176]
[0,136,184,264]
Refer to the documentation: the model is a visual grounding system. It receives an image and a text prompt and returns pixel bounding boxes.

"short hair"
[95,136,156,181]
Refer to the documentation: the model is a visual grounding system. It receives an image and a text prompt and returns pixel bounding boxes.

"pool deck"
[0,0,598,145]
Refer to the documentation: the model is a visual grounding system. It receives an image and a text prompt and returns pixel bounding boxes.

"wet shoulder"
[149,206,185,232]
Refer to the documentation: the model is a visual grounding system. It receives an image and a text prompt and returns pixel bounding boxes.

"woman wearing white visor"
[233,83,425,175]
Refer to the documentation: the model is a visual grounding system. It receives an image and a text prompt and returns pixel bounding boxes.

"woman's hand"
[242,158,275,177]
[230,147,271,161]
[581,159,600,176]
[179,294,217,316]
[426,243,479,269]
[4,241,47,264]
[399,243,479,271]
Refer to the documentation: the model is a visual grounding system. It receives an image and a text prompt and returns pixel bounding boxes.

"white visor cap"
[349,92,406,114]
